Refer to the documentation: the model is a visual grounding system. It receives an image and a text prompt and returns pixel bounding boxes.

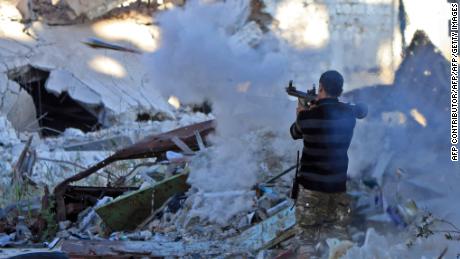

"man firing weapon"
[287,70,367,256]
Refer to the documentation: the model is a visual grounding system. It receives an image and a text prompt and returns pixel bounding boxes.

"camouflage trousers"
[294,187,352,245]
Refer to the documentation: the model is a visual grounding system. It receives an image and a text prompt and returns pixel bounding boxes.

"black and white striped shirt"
[290,98,356,193]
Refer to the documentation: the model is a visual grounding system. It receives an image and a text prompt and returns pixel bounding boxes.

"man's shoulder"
[298,102,354,120]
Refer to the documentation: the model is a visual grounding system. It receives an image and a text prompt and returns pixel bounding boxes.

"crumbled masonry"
[0,0,458,258]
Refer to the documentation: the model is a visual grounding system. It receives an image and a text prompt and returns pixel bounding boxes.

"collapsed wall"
[0,1,175,134]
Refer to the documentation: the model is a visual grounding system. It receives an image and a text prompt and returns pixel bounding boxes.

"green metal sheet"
[95,171,189,231]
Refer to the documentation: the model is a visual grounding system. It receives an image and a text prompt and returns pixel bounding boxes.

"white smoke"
[147,0,458,241]
[143,0,460,256]
[145,0,300,224]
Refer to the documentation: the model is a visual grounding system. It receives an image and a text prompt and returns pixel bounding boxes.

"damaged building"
[0,0,458,258]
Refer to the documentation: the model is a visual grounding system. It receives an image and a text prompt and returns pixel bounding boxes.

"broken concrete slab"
[28,20,173,118]
[45,69,102,107]
[6,90,39,132]
[0,73,38,132]
[15,0,140,25]
[95,171,190,232]
[62,206,296,257]
[0,13,174,128]
[63,0,137,20]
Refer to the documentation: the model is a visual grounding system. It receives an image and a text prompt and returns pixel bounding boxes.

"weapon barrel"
[286,88,316,101]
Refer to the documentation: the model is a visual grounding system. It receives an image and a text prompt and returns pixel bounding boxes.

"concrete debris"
[61,206,295,257]
[15,216,32,242]
[0,6,174,129]
[62,0,138,20]
[0,1,455,258]
[58,221,70,231]
[0,233,12,247]
[342,228,399,258]
[16,0,169,24]
[1,122,301,256]
[124,230,152,241]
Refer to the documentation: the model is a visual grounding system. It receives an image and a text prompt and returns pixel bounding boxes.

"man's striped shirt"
[290,98,356,193]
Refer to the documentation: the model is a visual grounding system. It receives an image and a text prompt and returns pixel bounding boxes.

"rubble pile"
[1,107,453,258]
[0,111,213,255]
[16,0,185,25]
[0,116,300,257]
[0,0,458,258]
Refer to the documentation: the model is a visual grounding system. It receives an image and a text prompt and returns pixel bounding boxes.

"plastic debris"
[326,238,354,259]
[0,233,12,247]
[166,150,184,161]
[15,216,32,241]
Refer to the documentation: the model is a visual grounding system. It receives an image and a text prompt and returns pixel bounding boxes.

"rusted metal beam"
[54,120,216,221]
[113,119,215,160]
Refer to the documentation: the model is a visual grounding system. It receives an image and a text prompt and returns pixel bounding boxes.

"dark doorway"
[8,66,103,137]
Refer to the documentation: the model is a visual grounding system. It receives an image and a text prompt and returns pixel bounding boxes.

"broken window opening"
[7,65,103,137]
[189,99,212,114]
[136,112,169,122]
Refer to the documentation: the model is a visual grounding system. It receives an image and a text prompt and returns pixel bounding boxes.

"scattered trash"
[386,200,418,227]
[46,237,61,249]
[166,150,184,161]
[0,233,11,247]
[326,238,354,259]
[266,200,290,216]
[61,206,296,257]
[15,216,32,242]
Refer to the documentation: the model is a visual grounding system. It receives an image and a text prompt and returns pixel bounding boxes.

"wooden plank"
[95,171,190,231]
[63,206,296,257]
